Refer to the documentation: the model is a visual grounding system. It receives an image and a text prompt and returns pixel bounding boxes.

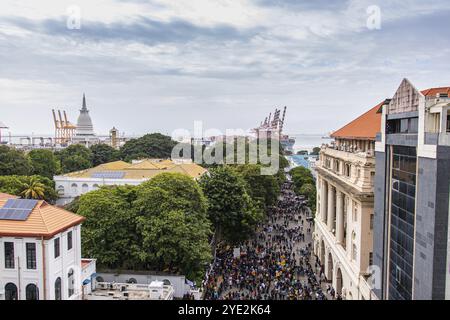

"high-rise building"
[373,79,450,300]
[313,102,382,300]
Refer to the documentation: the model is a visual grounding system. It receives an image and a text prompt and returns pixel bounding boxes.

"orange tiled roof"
[421,87,450,97]
[0,193,18,200]
[331,101,384,140]
[0,197,85,239]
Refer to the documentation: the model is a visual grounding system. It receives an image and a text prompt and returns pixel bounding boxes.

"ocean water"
[289,134,333,153]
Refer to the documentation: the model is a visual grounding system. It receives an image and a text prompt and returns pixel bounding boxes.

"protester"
[204,178,334,300]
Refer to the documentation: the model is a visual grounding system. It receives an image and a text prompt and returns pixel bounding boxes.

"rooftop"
[0,195,85,239]
[59,159,207,180]
[331,101,384,140]
[331,85,450,140]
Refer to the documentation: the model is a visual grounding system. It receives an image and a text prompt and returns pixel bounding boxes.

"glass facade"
[388,146,417,300]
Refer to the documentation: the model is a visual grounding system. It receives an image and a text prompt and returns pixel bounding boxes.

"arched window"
[26,284,39,300]
[96,276,104,283]
[162,279,171,286]
[57,185,65,196]
[92,184,100,190]
[71,183,78,194]
[5,283,18,300]
[82,184,89,193]
[127,278,137,284]
[68,269,75,297]
[55,277,62,300]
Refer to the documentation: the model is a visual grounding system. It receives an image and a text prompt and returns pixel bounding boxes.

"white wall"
[54,177,145,205]
[0,225,83,300]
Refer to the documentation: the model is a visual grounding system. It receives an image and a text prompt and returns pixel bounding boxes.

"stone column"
[321,179,328,223]
[327,185,335,231]
[336,191,344,244]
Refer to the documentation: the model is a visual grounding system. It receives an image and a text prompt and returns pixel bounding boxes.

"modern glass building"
[373,79,450,300]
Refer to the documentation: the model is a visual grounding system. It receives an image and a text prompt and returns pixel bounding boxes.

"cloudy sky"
[1,0,449,137]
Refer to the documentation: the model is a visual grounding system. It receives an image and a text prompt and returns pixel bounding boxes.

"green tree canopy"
[75,174,212,282]
[90,144,121,166]
[0,146,32,176]
[120,133,177,162]
[76,186,139,269]
[56,144,93,173]
[234,164,279,209]
[199,166,263,245]
[0,175,57,202]
[28,149,60,179]
[310,147,321,155]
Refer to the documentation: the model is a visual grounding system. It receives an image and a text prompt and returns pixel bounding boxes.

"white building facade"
[313,104,382,300]
[0,194,89,300]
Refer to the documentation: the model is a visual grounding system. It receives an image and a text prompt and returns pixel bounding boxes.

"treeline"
[70,164,283,282]
[290,166,317,214]
[0,133,177,178]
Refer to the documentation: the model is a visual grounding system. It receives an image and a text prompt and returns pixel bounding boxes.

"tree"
[0,175,57,202]
[120,133,177,162]
[199,166,263,245]
[20,177,46,200]
[28,149,60,179]
[0,146,32,176]
[56,144,93,173]
[299,183,316,213]
[137,172,208,216]
[74,174,212,283]
[234,164,279,209]
[310,147,321,156]
[290,166,317,214]
[76,186,140,269]
[90,144,121,166]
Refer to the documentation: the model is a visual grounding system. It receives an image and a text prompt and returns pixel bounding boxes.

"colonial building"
[0,193,94,300]
[54,159,208,205]
[373,79,450,300]
[313,103,382,300]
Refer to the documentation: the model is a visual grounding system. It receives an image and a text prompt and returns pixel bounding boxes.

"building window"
[67,231,73,251]
[353,202,358,222]
[370,214,374,230]
[82,183,89,193]
[369,252,373,266]
[54,238,60,258]
[71,183,78,194]
[345,164,351,177]
[5,283,18,300]
[55,277,62,300]
[68,269,75,297]
[352,243,357,261]
[26,284,39,300]
[57,185,65,196]
[4,242,14,269]
[26,243,37,269]
[447,114,450,132]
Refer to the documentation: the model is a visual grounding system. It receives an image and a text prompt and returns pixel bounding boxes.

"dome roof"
[76,94,95,137]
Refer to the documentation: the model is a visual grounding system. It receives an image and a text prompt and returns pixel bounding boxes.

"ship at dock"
[251,106,296,153]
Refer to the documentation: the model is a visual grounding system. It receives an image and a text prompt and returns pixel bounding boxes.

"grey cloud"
[2,15,264,45]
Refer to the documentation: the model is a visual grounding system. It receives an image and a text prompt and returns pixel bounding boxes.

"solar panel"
[0,199,39,221]
[91,171,125,179]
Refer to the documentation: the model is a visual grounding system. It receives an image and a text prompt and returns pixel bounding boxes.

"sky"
[1,0,450,137]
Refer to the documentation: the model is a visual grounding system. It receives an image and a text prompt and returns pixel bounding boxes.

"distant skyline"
[1,0,450,137]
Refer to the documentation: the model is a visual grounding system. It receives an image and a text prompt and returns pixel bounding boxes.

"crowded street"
[204,178,334,300]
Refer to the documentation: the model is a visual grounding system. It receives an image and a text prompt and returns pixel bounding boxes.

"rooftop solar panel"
[91,171,125,179]
[0,199,39,221]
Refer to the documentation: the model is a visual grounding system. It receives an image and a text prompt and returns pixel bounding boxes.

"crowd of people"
[203,179,332,300]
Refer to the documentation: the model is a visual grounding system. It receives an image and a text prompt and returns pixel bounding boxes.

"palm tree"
[20,177,46,200]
